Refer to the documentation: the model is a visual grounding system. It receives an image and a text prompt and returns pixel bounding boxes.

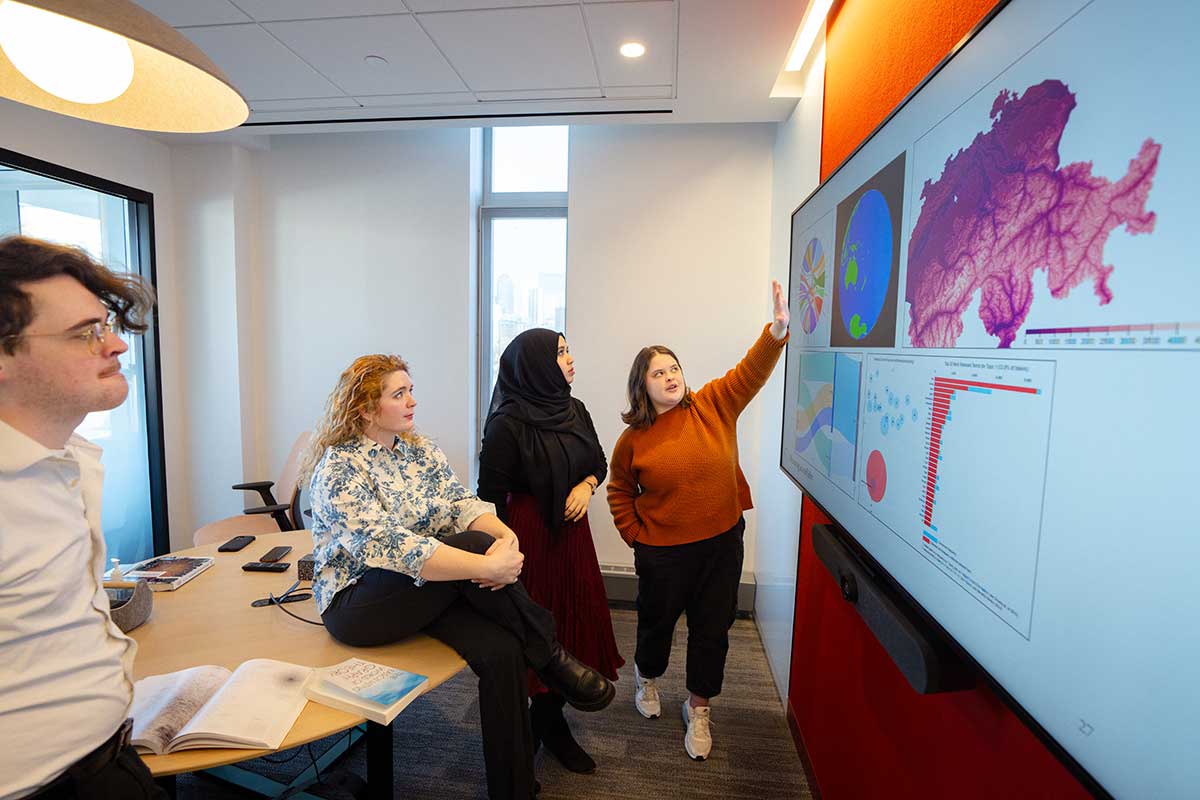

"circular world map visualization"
[838,189,893,340]
[797,237,826,334]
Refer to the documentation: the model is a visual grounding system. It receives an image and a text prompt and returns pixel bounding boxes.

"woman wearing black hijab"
[478,329,623,775]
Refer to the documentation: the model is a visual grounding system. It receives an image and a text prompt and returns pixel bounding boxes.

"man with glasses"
[0,236,166,799]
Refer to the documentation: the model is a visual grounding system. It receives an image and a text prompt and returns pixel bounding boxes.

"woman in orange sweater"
[607,280,789,761]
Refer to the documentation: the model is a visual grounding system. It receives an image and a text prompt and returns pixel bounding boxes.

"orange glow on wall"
[821,0,998,180]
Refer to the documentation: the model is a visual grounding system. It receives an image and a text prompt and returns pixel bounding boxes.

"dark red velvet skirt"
[506,492,625,695]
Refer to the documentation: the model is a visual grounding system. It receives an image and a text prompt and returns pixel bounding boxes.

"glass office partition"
[0,157,165,561]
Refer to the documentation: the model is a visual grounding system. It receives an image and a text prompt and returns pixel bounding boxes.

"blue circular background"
[838,189,893,340]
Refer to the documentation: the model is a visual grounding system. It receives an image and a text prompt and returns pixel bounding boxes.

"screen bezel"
[778,1,1110,796]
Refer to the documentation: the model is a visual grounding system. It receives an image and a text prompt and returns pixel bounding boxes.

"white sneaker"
[682,700,712,761]
[633,664,661,719]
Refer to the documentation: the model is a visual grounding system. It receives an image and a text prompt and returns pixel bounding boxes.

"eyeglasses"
[6,317,124,355]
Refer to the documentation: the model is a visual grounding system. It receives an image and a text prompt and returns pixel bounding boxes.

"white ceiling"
[132,0,808,136]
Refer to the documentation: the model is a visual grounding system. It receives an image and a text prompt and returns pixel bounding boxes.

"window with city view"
[480,126,569,422]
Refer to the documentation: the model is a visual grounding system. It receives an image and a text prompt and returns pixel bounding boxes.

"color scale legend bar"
[1021,321,1200,349]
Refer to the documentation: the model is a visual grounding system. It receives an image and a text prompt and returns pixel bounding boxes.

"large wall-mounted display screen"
[780,0,1197,796]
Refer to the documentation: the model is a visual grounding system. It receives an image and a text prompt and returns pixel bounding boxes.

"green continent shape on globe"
[849,313,867,339]
[844,251,858,288]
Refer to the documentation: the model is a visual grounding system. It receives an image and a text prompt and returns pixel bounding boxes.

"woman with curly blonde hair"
[302,354,613,800]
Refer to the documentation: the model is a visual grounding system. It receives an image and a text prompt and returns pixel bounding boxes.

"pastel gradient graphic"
[793,351,861,498]
[795,353,835,474]
[797,237,827,334]
[830,353,860,485]
[906,79,1161,348]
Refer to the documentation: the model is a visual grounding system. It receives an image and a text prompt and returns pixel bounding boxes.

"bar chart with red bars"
[922,377,1041,531]
[857,354,1055,637]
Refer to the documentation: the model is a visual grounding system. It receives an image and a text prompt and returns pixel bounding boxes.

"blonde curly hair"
[298,354,414,485]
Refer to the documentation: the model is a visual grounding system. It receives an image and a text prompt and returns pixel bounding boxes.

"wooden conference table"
[130,530,467,797]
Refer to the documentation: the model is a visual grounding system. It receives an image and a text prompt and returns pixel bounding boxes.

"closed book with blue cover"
[305,658,428,725]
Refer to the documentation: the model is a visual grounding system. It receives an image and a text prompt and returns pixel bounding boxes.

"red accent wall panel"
[788,496,1090,798]
[820,0,997,180]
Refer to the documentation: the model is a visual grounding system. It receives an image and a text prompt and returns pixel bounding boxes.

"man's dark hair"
[0,235,155,355]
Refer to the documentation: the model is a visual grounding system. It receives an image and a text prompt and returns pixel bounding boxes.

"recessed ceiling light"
[620,42,646,59]
[364,55,389,66]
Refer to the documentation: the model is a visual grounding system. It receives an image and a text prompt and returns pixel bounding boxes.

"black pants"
[322,531,557,800]
[633,516,745,699]
[28,743,168,799]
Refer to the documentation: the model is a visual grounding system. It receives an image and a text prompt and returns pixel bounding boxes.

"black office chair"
[193,432,310,546]
[232,431,310,530]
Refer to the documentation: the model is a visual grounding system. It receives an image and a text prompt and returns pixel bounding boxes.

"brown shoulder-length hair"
[0,235,155,355]
[297,354,415,485]
[621,345,693,429]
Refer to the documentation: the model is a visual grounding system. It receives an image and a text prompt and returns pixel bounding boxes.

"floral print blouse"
[309,434,495,613]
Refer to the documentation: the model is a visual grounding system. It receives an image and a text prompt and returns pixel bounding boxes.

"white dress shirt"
[0,419,136,799]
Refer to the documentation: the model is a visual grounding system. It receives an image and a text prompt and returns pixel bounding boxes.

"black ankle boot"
[545,697,597,773]
[531,693,597,774]
[535,644,615,712]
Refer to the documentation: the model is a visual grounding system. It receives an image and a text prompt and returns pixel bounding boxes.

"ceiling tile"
[265,15,466,95]
[476,88,603,101]
[234,0,410,21]
[603,84,672,99]
[419,6,598,91]
[180,24,344,100]
[250,97,362,112]
[355,92,478,107]
[584,0,675,87]
[133,0,249,26]
[405,0,575,11]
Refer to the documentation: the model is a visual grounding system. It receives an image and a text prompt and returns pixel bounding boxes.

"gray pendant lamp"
[0,0,248,132]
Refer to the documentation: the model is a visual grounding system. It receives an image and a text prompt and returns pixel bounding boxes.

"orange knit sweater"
[607,324,788,547]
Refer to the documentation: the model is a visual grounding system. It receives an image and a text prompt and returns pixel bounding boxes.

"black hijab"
[485,328,599,532]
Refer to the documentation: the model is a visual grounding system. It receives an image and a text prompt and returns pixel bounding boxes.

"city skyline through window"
[480,126,570,428]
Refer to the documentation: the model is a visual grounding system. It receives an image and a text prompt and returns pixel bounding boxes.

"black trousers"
[27,741,168,799]
[633,516,745,700]
[322,531,557,800]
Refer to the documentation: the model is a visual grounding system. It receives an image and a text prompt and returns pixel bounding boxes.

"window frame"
[482,127,569,207]
[0,146,170,556]
[477,127,570,442]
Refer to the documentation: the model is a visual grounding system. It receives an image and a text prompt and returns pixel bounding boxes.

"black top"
[478,328,607,532]
[478,404,607,526]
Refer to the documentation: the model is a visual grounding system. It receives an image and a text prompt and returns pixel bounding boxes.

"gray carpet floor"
[174,609,811,799]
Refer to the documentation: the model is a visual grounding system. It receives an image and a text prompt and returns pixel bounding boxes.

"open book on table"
[131,659,311,755]
[305,658,429,725]
[122,555,213,591]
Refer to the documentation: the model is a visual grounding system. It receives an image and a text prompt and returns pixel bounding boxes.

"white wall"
[168,130,478,544]
[169,145,248,540]
[0,100,193,546]
[167,122,777,561]
[255,129,477,487]
[751,51,826,703]
[566,123,777,570]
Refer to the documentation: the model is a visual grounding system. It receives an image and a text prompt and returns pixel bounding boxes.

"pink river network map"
[905,79,1161,348]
